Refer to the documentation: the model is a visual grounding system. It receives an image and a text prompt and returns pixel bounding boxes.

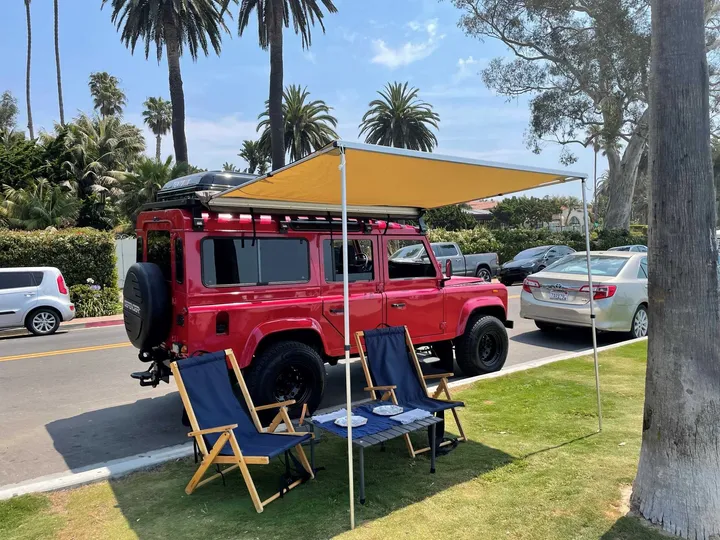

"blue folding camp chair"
[170,349,314,513]
[355,326,467,457]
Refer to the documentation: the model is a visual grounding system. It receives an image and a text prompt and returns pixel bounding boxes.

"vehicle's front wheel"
[455,315,508,376]
[244,340,325,421]
[630,305,649,338]
[26,308,61,336]
[475,266,492,282]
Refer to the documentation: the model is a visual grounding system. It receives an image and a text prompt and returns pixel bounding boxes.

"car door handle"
[24,293,35,297]
[329,308,344,315]
[391,302,406,308]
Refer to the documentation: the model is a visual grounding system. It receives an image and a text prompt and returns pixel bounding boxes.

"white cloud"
[371,18,443,69]
[454,56,479,83]
[303,51,317,64]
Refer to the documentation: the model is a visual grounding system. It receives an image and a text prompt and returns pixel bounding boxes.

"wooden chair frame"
[170,349,314,513]
[354,327,467,458]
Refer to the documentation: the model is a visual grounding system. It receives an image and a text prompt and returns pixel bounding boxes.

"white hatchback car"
[0,267,75,335]
[520,252,649,338]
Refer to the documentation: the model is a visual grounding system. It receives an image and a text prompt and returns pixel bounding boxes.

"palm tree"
[238,139,269,175]
[142,97,173,161]
[103,0,230,165]
[1,178,79,230]
[359,82,440,152]
[257,85,338,163]
[229,0,338,171]
[24,0,34,139]
[54,0,65,125]
[88,72,126,118]
[63,113,145,198]
[114,156,175,221]
[222,162,239,172]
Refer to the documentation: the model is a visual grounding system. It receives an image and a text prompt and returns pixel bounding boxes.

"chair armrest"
[255,400,297,411]
[188,424,238,437]
[364,385,397,391]
[423,373,454,380]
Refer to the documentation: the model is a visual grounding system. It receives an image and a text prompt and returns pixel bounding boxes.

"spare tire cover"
[123,263,171,349]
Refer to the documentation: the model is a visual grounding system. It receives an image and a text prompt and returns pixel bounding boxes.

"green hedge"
[0,228,117,287]
[69,284,121,318]
[428,227,647,263]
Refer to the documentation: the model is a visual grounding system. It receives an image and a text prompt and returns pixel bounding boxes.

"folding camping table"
[306,404,442,504]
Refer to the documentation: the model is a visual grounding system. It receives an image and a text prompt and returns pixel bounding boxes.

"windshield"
[390,245,425,260]
[513,246,548,260]
[608,246,631,251]
[545,255,629,277]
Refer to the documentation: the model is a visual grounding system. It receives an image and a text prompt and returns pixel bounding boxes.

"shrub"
[427,227,499,255]
[69,283,121,318]
[0,228,117,287]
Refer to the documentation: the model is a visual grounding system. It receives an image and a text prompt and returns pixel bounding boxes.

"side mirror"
[445,259,453,279]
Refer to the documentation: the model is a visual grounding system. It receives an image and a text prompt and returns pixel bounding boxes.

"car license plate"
[549,291,568,301]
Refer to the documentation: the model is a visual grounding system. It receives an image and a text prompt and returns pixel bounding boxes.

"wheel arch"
[456,298,507,337]
[24,305,62,326]
[238,319,328,369]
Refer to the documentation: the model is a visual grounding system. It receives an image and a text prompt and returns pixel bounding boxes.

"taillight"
[56,274,68,295]
[523,278,540,293]
[579,284,617,300]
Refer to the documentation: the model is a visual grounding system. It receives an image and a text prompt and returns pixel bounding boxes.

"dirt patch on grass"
[606,484,632,519]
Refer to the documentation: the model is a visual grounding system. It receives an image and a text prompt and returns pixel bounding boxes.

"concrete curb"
[0,337,647,501]
[0,316,124,339]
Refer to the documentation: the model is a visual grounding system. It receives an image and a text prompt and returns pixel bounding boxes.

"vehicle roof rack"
[142,171,259,210]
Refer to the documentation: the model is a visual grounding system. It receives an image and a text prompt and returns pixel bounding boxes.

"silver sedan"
[520,252,649,338]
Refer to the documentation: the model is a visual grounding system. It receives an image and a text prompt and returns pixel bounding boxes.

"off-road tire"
[455,315,508,376]
[243,340,325,421]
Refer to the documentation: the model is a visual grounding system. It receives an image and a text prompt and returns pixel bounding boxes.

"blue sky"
[0,0,603,200]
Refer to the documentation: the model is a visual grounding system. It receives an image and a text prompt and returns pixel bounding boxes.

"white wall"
[115,238,137,288]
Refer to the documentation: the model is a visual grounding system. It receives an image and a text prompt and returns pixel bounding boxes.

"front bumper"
[519,291,630,332]
[498,267,534,283]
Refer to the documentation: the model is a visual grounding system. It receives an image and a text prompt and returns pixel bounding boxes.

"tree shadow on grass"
[600,515,669,540]
[108,434,514,539]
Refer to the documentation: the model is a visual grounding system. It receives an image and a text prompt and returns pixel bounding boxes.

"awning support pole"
[339,148,355,529]
[581,177,602,432]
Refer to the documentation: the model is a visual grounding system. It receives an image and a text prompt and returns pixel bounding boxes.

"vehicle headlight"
[521,262,536,268]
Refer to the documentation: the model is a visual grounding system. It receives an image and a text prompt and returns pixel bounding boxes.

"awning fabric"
[211,141,586,218]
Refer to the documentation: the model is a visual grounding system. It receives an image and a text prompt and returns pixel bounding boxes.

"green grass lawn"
[2,342,668,540]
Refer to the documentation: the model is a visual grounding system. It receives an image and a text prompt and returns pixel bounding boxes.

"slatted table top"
[307,415,442,448]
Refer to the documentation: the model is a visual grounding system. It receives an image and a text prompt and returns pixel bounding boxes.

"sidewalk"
[0,314,123,338]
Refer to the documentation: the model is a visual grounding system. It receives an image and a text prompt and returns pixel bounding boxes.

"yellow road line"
[509,294,520,299]
[0,342,131,363]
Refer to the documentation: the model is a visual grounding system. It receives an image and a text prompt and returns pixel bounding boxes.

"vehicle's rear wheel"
[630,305,649,338]
[26,308,61,336]
[429,340,455,372]
[475,266,492,282]
[244,340,325,421]
[500,278,514,286]
[535,321,557,333]
[455,315,508,376]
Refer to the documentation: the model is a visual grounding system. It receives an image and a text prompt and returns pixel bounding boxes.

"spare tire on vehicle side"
[123,262,171,350]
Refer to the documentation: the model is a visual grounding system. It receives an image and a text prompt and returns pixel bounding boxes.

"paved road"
[0,286,626,486]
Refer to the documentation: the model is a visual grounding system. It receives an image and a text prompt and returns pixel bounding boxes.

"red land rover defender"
[124,172,512,415]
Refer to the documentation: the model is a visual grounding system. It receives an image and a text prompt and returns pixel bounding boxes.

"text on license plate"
[549,291,568,301]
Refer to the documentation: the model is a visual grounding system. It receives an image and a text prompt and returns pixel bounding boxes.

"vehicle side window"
[0,272,35,290]
[202,237,309,287]
[147,231,171,282]
[387,240,437,279]
[31,271,44,285]
[323,239,374,282]
[547,248,558,257]
[638,257,648,279]
[440,244,458,257]
[174,238,184,284]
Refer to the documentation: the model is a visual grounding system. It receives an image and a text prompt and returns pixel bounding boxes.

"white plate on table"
[373,404,404,416]
[334,415,368,428]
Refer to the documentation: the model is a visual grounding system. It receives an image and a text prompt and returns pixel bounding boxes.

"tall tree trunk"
[164,16,188,164]
[603,110,649,230]
[53,0,64,126]
[155,134,162,162]
[631,1,720,538]
[24,0,33,140]
[268,22,285,170]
